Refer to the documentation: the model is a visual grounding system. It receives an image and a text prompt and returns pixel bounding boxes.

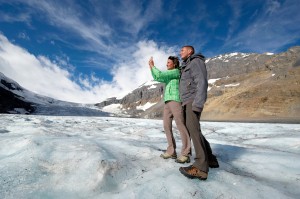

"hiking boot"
[175,155,190,164]
[208,155,219,168]
[160,152,177,159]
[179,165,208,180]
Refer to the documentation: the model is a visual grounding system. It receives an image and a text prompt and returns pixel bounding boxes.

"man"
[178,45,219,180]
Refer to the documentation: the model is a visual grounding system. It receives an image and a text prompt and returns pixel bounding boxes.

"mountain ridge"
[1,46,299,122]
[96,46,300,123]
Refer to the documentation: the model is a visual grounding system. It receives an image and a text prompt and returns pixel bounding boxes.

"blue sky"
[0,0,300,103]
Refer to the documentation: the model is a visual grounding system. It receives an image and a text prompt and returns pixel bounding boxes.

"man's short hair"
[182,45,195,55]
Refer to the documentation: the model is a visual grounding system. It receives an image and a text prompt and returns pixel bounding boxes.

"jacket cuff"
[192,106,203,113]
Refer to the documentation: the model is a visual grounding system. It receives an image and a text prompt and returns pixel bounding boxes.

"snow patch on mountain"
[138,80,160,88]
[206,52,252,63]
[137,102,157,111]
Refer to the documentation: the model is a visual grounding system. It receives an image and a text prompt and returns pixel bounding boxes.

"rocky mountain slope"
[205,46,300,122]
[97,46,300,123]
[0,73,36,114]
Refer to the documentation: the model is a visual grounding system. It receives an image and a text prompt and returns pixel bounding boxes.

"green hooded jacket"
[151,66,181,102]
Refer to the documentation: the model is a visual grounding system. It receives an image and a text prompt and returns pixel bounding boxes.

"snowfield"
[0,114,299,199]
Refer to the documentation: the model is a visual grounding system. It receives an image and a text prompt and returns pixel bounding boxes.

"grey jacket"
[179,53,208,112]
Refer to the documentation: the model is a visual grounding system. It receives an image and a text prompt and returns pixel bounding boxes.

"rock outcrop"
[0,78,35,114]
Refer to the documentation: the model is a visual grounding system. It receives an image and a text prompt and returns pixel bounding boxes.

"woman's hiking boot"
[175,155,190,164]
[160,152,177,159]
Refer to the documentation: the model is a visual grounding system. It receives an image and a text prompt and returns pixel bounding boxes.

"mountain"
[97,46,300,123]
[0,72,35,114]
[1,46,299,122]
[0,72,108,116]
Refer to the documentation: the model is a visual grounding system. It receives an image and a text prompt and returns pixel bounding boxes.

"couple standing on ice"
[148,45,219,180]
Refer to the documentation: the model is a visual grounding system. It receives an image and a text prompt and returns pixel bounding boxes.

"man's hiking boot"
[179,165,208,180]
[175,155,190,164]
[208,155,219,168]
[160,152,177,159]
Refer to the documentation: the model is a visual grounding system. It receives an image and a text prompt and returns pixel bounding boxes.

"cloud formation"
[221,0,300,53]
[0,34,175,103]
[0,0,299,103]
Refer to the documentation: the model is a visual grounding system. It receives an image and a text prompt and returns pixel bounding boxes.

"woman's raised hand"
[149,56,154,68]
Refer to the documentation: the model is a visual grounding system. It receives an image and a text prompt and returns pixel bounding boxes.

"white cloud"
[266,0,281,14]
[8,0,113,55]
[222,0,300,53]
[226,0,242,41]
[0,34,177,103]
[0,34,83,102]
[0,0,168,76]
[1,0,166,63]
[0,11,31,23]
[110,40,177,96]
[18,32,30,40]
[115,0,163,35]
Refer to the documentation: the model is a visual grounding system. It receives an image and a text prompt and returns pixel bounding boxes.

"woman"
[148,56,191,163]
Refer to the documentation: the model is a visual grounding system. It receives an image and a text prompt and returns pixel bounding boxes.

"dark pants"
[183,102,212,172]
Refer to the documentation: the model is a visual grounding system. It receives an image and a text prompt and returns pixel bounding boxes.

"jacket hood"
[180,53,205,69]
[190,53,205,61]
